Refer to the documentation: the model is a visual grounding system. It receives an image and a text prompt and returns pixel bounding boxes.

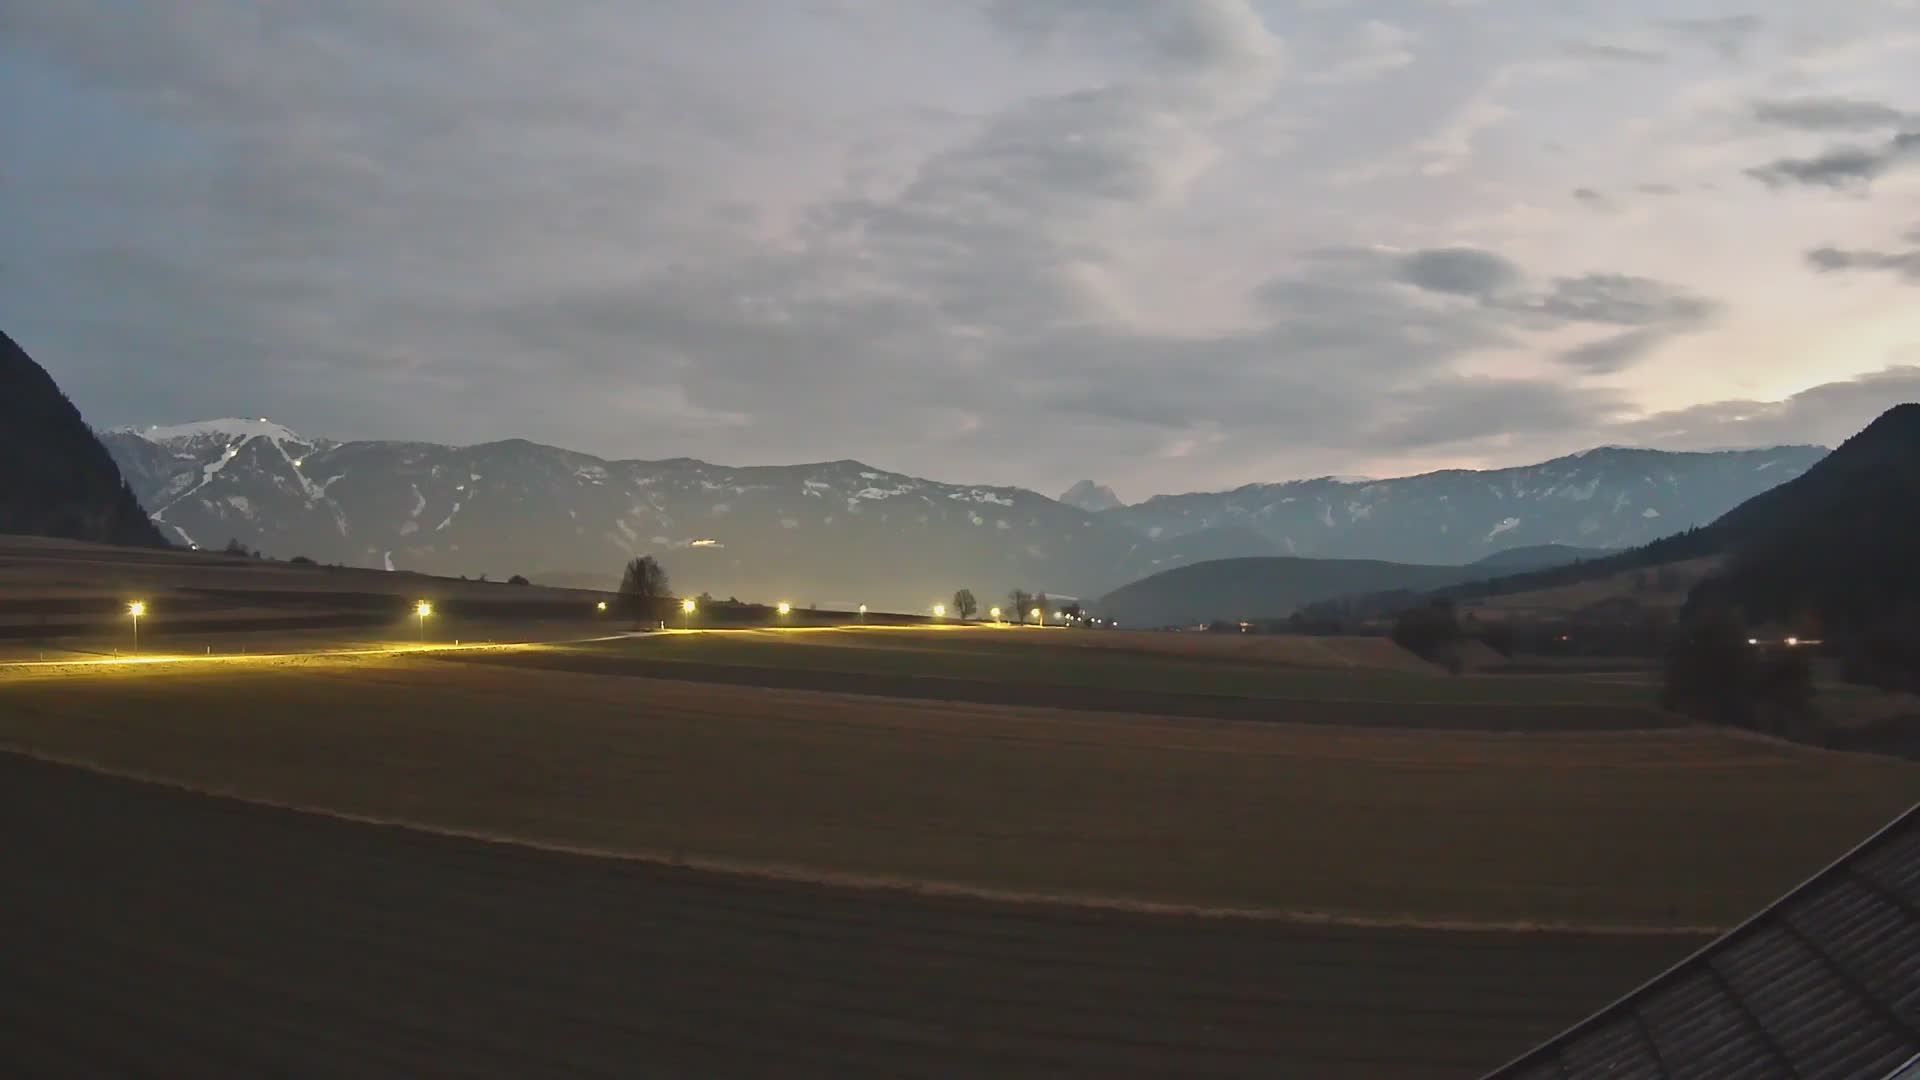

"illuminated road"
[0,635,628,672]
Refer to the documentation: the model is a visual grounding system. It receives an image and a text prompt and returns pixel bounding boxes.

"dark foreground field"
[0,753,1692,1078]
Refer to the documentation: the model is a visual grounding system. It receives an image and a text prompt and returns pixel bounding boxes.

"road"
[0,753,1691,1078]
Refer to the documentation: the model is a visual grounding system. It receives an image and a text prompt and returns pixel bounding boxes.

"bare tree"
[618,556,671,617]
[952,588,979,620]
[1007,589,1033,624]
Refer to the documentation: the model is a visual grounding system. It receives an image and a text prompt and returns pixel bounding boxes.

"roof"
[1487,803,1920,1080]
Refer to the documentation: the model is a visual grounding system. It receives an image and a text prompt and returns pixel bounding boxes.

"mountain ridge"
[101,417,1829,609]
[1,330,166,549]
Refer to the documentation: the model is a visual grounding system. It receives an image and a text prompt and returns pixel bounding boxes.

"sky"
[4,1,1919,501]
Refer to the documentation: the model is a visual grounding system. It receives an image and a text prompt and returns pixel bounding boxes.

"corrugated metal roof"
[1486,804,1920,1080]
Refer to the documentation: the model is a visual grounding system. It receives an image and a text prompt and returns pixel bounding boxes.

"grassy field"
[539,627,1673,708]
[3,646,1912,929]
[2,753,1696,1079]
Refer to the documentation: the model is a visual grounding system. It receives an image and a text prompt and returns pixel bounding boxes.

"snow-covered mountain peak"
[125,417,308,448]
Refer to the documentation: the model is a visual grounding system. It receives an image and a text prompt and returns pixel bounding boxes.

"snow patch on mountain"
[124,418,304,445]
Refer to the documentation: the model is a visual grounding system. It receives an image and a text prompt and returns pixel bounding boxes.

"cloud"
[1561,41,1666,65]
[1518,274,1720,327]
[1395,247,1520,297]
[1303,19,1415,84]
[1384,249,1717,373]
[1613,365,1920,450]
[1571,187,1610,210]
[1752,96,1917,131]
[1805,240,1920,282]
[1367,377,1631,450]
[1746,131,1920,188]
[1559,328,1675,374]
[1661,14,1764,60]
[3,0,1914,499]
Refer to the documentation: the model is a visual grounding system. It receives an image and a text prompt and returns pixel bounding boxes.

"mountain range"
[1,330,164,548]
[99,418,1827,610]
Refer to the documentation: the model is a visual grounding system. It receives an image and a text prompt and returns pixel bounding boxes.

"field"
[0,754,1692,1079]
[4,640,1913,929]
[4,569,1915,1077]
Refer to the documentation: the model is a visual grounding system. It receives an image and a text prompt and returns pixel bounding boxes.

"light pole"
[415,600,432,641]
[682,597,696,630]
[777,601,792,618]
[858,603,867,623]
[1031,607,1043,627]
[989,606,1001,623]
[933,604,945,619]
[127,601,145,652]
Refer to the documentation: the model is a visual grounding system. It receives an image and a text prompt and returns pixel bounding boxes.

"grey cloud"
[1517,274,1719,327]
[984,0,1281,80]
[1636,183,1678,196]
[1752,97,1916,132]
[1386,248,1717,373]
[1806,243,1920,282]
[1368,377,1631,451]
[1396,247,1521,297]
[1561,41,1666,65]
[1661,14,1763,60]
[1559,328,1673,374]
[1612,365,1920,451]
[1746,131,1920,188]
[1571,187,1610,210]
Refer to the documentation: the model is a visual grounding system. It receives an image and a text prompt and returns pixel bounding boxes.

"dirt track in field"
[0,752,1693,1078]
[445,648,1677,731]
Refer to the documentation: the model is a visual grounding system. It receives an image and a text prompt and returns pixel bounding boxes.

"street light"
[777,601,792,616]
[681,597,696,630]
[128,601,146,651]
[933,604,946,618]
[597,600,608,612]
[1786,636,1800,647]
[989,606,1001,622]
[1031,607,1043,626]
[415,600,432,640]
[858,603,868,623]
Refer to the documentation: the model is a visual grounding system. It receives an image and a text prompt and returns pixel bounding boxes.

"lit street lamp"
[933,604,945,619]
[777,601,792,616]
[128,601,146,652]
[597,600,608,612]
[681,597,697,630]
[989,606,1001,622]
[415,600,432,640]
[858,603,868,623]
[1031,607,1043,626]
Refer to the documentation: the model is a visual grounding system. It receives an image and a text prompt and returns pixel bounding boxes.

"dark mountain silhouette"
[1687,403,1920,632]
[1092,556,1476,628]
[0,330,165,548]
[1468,544,1616,573]
[1298,403,1920,630]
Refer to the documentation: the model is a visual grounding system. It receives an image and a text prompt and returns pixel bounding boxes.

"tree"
[1035,592,1051,621]
[952,588,978,620]
[289,555,315,566]
[1392,600,1460,665]
[1662,607,1819,739]
[617,556,671,616]
[223,537,251,558]
[507,574,530,586]
[1007,589,1033,624]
